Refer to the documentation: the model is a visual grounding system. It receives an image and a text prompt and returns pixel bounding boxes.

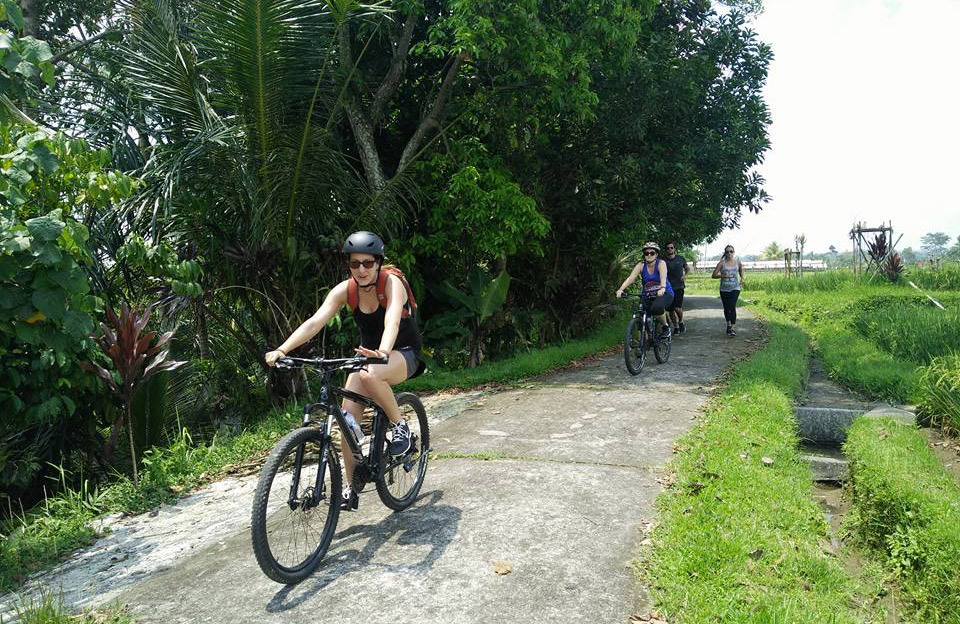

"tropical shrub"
[0,208,97,493]
[0,123,136,501]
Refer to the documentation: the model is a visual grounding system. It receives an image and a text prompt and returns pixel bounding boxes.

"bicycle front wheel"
[251,427,341,584]
[654,332,672,364]
[375,393,430,511]
[624,316,646,375]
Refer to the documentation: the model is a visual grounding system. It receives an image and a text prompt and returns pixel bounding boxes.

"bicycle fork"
[286,405,337,511]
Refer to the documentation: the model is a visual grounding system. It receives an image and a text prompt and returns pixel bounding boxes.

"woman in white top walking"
[712,245,745,336]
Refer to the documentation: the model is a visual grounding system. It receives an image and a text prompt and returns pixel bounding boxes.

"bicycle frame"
[283,356,393,507]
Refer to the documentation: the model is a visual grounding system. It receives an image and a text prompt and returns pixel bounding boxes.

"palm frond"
[121,0,222,136]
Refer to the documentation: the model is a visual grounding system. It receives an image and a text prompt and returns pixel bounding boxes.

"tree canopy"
[2,0,774,497]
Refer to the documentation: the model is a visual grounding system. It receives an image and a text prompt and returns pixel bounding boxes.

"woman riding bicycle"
[264,231,422,510]
[616,241,674,338]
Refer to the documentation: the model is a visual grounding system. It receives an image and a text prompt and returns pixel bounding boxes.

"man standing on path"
[663,242,689,334]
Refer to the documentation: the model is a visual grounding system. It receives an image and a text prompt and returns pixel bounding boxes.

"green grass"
[7,590,134,624]
[905,263,960,291]
[918,353,960,430]
[0,408,301,593]
[844,417,960,622]
[746,269,867,294]
[849,298,960,365]
[646,311,882,623]
[398,310,630,392]
[756,291,922,403]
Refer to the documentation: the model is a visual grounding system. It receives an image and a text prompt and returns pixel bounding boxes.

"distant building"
[695,259,827,271]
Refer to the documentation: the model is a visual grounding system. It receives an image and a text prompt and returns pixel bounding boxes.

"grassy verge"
[1,309,631,594]
[0,407,300,593]
[646,311,881,623]
[844,417,960,621]
[918,354,960,430]
[399,310,629,392]
[5,591,133,624]
[757,291,921,403]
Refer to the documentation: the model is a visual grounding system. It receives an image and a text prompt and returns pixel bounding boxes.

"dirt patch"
[920,427,960,485]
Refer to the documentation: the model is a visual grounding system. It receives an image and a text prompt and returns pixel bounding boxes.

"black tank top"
[352,299,422,352]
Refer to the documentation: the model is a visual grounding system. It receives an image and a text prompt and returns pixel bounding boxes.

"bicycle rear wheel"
[654,332,672,363]
[375,393,429,511]
[251,427,341,584]
[624,316,646,375]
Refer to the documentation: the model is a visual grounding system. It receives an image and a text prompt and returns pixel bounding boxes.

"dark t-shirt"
[664,254,687,289]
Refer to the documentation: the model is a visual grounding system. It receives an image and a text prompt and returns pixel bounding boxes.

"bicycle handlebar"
[275,355,389,370]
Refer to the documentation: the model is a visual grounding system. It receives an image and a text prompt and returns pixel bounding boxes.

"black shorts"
[642,293,673,317]
[668,288,684,311]
[398,347,425,380]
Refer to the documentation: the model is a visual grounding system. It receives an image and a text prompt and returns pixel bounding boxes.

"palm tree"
[109,0,400,395]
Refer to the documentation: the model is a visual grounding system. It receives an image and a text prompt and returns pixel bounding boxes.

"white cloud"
[705,0,960,257]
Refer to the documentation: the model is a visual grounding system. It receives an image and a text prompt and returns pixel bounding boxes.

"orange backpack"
[346,267,418,320]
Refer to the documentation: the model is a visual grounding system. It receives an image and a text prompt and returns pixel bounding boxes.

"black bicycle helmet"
[342,231,385,257]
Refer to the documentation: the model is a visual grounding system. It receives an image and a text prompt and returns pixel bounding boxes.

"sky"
[701,0,960,259]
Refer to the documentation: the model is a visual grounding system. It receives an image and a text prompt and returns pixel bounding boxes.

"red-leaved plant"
[884,252,905,283]
[80,303,185,485]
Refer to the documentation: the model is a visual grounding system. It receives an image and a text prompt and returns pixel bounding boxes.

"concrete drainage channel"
[796,403,918,560]
[797,405,918,483]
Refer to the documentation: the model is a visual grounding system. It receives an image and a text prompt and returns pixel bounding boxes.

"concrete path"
[2,296,756,624]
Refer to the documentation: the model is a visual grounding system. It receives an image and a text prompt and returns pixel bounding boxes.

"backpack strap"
[346,278,359,312]
[376,270,414,319]
[375,270,391,310]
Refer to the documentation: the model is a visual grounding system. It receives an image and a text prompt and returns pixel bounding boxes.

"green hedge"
[845,417,960,621]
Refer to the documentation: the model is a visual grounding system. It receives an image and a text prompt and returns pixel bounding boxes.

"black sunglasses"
[643,250,657,256]
[348,259,378,269]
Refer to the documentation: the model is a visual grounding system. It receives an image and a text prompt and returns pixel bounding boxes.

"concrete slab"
[802,454,850,482]
[863,406,917,427]
[795,407,862,445]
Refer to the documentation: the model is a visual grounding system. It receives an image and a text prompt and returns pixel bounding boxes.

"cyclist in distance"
[616,241,674,338]
[264,231,423,510]
[663,241,689,334]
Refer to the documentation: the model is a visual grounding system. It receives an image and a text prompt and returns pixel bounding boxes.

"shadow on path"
[266,489,460,612]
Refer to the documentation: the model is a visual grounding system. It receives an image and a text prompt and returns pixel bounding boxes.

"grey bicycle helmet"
[342,231,385,257]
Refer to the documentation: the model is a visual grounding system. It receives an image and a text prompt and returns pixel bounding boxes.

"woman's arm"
[265,281,348,366]
[658,259,668,293]
[616,263,643,297]
[738,260,745,286]
[711,261,723,278]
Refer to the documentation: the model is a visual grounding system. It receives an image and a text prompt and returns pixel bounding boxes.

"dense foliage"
[1,0,773,503]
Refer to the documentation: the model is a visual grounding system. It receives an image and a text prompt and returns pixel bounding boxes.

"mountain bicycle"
[250,355,430,584]
[622,293,672,375]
